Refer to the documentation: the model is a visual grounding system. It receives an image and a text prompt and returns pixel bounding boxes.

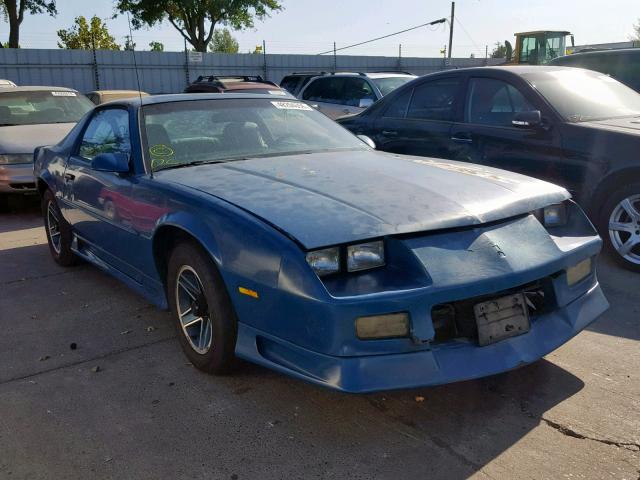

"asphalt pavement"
[0,195,638,480]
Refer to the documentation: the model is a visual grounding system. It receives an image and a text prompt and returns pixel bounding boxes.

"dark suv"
[549,48,640,92]
[184,75,288,95]
[338,66,640,271]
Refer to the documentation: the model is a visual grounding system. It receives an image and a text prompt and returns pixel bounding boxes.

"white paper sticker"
[268,90,287,96]
[51,91,77,97]
[270,101,313,111]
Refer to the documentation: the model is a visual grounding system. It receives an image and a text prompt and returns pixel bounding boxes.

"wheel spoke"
[609,221,635,233]
[183,316,203,329]
[179,306,192,318]
[618,237,639,257]
[178,279,197,300]
[620,198,640,221]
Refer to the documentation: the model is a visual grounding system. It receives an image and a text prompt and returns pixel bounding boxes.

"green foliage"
[2,0,57,48]
[116,0,282,52]
[209,28,239,53]
[634,19,640,41]
[148,40,164,51]
[124,35,136,50]
[57,15,120,50]
[491,42,507,58]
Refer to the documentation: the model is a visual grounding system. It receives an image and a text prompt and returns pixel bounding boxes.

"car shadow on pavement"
[588,256,640,341]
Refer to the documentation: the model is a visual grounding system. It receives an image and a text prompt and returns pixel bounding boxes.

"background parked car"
[279,71,328,96]
[86,90,149,105]
[184,75,289,95]
[0,86,93,200]
[0,79,17,88]
[549,49,640,92]
[337,66,640,271]
[298,71,416,119]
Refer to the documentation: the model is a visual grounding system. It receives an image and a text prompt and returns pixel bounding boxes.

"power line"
[317,17,447,55]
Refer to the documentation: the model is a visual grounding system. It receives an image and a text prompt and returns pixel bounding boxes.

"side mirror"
[358,98,374,109]
[512,110,542,128]
[357,135,376,149]
[91,152,130,173]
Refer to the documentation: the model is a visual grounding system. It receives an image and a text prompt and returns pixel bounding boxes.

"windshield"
[0,90,93,126]
[523,69,640,122]
[142,98,368,171]
[372,76,415,96]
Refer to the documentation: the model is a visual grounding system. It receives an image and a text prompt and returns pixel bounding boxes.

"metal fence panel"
[0,48,502,94]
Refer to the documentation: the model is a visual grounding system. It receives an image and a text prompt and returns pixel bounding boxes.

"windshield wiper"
[154,159,227,172]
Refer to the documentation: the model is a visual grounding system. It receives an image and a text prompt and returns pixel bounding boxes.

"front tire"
[597,182,640,272]
[42,190,77,266]
[167,241,238,373]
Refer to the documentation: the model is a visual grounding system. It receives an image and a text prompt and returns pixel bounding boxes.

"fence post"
[184,39,190,87]
[333,42,337,73]
[262,40,267,80]
[91,34,100,90]
[398,44,402,71]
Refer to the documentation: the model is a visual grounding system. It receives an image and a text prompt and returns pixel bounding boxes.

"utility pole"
[262,40,267,80]
[333,42,337,73]
[398,43,402,70]
[448,1,455,59]
[485,44,488,65]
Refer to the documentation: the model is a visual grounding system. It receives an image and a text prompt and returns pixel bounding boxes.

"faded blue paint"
[34,94,608,393]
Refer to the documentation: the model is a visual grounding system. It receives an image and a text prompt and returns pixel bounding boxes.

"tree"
[116,0,282,53]
[124,35,136,50]
[2,0,57,48]
[634,19,640,41]
[209,28,238,53]
[57,15,120,50]
[149,40,164,51]
[491,42,507,58]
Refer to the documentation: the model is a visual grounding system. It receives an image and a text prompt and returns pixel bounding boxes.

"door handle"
[451,135,473,144]
[382,130,398,137]
[64,172,76,181]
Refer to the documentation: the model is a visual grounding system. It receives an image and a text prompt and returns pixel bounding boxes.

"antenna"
[126,12,143,104]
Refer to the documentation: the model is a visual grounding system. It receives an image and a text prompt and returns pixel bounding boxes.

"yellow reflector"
[238,287,259,299]
[567,258,592,286]
[355,313,409,340]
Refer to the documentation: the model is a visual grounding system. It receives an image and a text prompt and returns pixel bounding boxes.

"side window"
[406,78,461,121]
[279,76,301,94]
[383,89,412,118]
[302,77,346,104]
[465,78,535,127]
[341,78,376,106]
[78,108,131,161]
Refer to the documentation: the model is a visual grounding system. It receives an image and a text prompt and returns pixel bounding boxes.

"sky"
[1,0,639,58]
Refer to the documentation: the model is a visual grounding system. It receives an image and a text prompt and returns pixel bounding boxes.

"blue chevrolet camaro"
[35,93,608,393]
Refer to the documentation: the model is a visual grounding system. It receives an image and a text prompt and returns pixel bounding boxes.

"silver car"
[0,86,93,194]
[297,72,416,120]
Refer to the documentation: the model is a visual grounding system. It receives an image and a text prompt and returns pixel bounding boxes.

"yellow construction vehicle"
[505,31,574,65]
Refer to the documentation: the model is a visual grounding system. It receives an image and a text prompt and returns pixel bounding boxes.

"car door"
[62,107,143,281]
[301,77,375,119]
[449,75,566,187]
[371,76,464,159]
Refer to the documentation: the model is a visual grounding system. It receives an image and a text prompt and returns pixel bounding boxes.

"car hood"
[0,123,75,153]
[578,116,640,134]
[156,150,569,249]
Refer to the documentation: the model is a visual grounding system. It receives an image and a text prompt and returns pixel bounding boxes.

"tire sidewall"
[42,190,76,266]
[167,242,238,373]
[596,182,640,272]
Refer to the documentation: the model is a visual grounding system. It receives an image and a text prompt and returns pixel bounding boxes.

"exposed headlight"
[0,153,33,164]
[356,312,409,340]
[566,257,592,286]
[305,247,340,276]
[536,202,568,227]
[347,240,385,272]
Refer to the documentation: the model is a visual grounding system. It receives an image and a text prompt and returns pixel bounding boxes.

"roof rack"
[291,71,328,75]
[369,70,415,75]
[194,75,277,86]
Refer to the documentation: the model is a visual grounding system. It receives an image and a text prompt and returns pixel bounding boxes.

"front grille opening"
[431,279,555,345]
[9,182,36,190]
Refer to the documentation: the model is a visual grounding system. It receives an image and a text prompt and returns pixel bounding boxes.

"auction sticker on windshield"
[271,101,313,111]
[51,91,77,96]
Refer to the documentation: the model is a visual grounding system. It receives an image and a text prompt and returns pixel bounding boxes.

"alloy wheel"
[174,265,213,354]
[608,194,640,265]
[46,201,62,255]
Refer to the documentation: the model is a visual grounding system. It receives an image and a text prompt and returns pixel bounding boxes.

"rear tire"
[42,189,77,266]
[167,241,238,374]
[596,182,640,272]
